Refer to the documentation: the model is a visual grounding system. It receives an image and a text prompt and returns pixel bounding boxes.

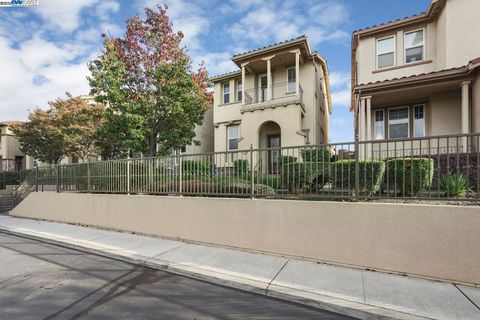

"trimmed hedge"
[385,158,434,196]
[233,159,249,177]
[301,148,331,162]
[181,160,210,175]
[331,160,385,194]
[281,162,330,193]
[429,153,478,190]
[277,155,297,166]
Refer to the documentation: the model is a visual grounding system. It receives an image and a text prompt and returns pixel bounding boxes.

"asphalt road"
[0,233,355,320]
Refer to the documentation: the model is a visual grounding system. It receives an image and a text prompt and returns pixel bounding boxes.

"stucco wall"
[429,90,462,135]
[11,192,480,285]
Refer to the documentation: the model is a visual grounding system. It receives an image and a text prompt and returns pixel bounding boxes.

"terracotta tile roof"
[0,121,24,127]
[353,12,426,34]
[209,70,241,81]
[356,66,465,88]
[232,35,307,58]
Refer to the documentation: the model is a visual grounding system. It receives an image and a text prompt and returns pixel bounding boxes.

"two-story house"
[209,36,332,171]
[352,0,480,154]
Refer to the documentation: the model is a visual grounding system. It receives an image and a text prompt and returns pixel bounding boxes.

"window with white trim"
[374,110,384,140]
[227,125,239,150]
[223,82,230,104]
[287,67,296,93]
[377,36,395,69]
[388,107,409,139]
[404,29,424,63]
[413,105,425,137]
[236,79,242,102]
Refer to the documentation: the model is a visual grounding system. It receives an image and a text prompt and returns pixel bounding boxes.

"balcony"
[241,81,304,114]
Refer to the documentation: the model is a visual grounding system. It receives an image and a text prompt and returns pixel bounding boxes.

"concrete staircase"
[0,194,14,213]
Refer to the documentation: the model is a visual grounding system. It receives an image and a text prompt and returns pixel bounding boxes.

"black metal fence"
[0,170,33,189]
[13,133,480,205]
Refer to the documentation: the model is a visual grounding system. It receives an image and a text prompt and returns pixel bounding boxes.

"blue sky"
[0,0,430,142]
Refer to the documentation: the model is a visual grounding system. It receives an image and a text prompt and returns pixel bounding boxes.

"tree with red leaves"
[88,4,211,158]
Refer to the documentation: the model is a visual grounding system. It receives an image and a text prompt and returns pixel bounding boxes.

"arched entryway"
[258,121,281,174]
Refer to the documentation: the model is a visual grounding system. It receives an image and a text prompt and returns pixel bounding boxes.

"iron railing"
[0,169,33,189]
[12,133,480,205]
[244,82,303,105]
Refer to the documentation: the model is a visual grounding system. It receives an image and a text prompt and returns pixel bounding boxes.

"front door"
[267,134,281,173]
[258,75,267,102]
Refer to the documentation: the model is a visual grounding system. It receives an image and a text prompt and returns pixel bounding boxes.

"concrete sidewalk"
[0,215,479,320]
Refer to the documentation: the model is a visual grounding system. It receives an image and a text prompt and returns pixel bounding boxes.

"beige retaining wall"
[11,192,480,285]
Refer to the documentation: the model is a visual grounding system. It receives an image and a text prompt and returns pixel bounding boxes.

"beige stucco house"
[0,122,31,171]
[352,0,480,155]
[210,36,332,161]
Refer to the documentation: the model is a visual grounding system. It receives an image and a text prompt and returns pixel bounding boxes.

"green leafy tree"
[88,4,211,157]
[12,93,105,164]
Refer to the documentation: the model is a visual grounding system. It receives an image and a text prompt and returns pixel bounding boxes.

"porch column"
[365,96,372,141]
[295,51,300,95]
[267,58,272,101]
[461,81,471,151]
[359,97,366,141]
[241,62,248,105]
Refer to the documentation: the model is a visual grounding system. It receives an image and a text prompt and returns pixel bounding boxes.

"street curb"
[0,227,431,320]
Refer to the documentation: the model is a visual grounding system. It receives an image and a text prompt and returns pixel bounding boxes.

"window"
[227,125,239,150]
[236,79,242,102]
[287,67,296,92]
[180,145,187,153]
[377,36,395,69]
[223,83,230,104]
[405,29,424,63]
[374,110,384,140]
[413,105,425,137]
[388,107,409,139]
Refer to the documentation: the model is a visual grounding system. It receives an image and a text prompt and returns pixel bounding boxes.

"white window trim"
[227,125,240,151]
[413,104,426,137]
[374,109,385,140]
[223,82,230,104]
[404,28,425,64]
[287,67,296,93]
[388,106,410,139]
[376,34,396,70]
[236,79,242,102]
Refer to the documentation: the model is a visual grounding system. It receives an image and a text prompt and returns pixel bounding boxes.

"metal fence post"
[56,165,60,193]
[127,155,131,194]
[35,167,38,192]
[87,162,91,192]
[354,139,360,201]
[250,145,254,198]
[178,151,183,196]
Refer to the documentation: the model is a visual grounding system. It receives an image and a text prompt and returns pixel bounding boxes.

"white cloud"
[194,52,237,76]
[331,89,351,108]
[96,0,120,21]
[35,0,102,32]
[329,71,351,88]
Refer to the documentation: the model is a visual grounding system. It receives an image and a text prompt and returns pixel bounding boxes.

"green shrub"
[181,160,210,175]
[255,175,283,190]
[180,179,275,196]
[277,155,297,166]
[440,173,468,197]
[233,159,249,177]
[385,158,434,196]
[281,162,330,193]
[331,160,385,194]
[301,148,331,162]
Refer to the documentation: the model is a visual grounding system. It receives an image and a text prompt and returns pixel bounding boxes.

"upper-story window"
[404,29,424,64]
[376,36,395,69]
[223,83,230,104]
[236,79,242,102]
[287,67,296,93]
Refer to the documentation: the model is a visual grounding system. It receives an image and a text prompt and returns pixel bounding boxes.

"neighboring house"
[352,0,480,155]
[0,121,31,171]
[209,36,332,167]
[181,106,214,155]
